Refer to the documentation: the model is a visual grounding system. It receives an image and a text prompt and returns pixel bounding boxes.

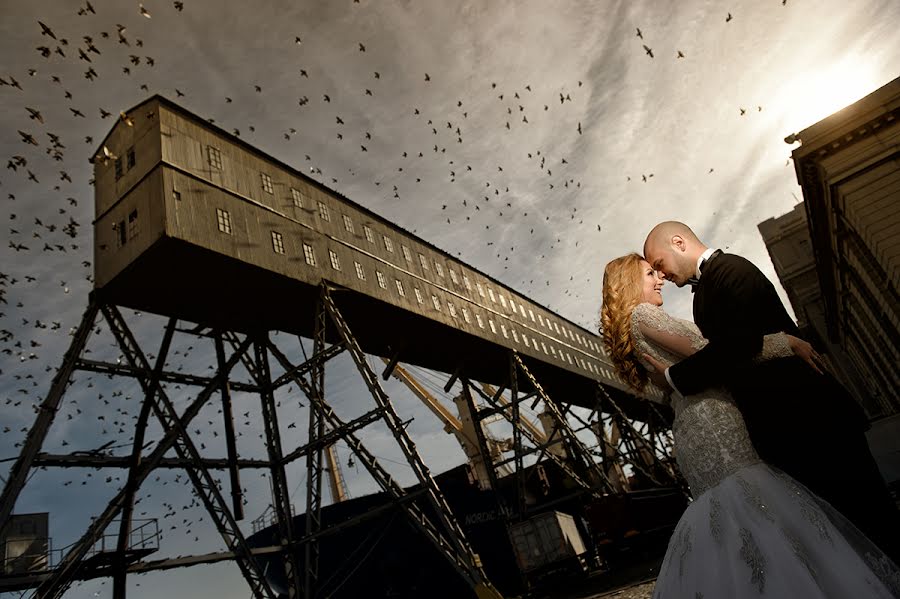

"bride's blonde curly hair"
[600,252,649,392]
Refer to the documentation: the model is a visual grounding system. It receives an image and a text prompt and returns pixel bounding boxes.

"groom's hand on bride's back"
[642,353,672,390]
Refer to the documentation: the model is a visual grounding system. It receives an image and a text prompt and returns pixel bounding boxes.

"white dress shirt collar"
[696,247,716,279]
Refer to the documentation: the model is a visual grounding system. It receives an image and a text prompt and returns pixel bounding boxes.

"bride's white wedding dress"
[630,302,900,598]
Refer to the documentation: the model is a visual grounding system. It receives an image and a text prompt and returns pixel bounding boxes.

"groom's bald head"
[643,221,708,287]
[644,221,701,254]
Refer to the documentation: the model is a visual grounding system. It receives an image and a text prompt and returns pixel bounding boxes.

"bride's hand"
[786,334,825,375]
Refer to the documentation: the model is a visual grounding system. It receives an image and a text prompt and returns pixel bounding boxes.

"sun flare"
[778,56,882,133]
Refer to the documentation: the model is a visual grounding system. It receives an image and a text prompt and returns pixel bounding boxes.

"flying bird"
[139,3,151,18]
[636,27,643,39]
[677,50,685,58]
[26,107,43,123]
[726,12,733,22]
[643,44,654,58]
[18,131,38,145]
[38,21,56,39]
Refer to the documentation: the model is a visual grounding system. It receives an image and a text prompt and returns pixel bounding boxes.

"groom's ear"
[671,234,686,251]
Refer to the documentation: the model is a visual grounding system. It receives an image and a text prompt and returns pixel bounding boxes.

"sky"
[1,0,899,597]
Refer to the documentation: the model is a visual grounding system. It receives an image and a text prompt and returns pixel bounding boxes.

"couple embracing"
[600,221,900,597]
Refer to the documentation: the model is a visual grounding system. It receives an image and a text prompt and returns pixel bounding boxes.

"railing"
[250,504,295,535]
[84,517,160,558]
[2,518,160,575]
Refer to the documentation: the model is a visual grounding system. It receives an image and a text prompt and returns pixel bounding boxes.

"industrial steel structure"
[0,96,680,599]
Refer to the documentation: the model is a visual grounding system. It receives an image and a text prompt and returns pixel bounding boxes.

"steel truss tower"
[453,355,681,523]
[0,281,507,599]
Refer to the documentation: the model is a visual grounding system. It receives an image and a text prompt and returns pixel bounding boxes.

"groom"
[641,220,900,564]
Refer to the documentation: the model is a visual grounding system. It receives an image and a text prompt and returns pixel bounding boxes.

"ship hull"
[246,464,686,598]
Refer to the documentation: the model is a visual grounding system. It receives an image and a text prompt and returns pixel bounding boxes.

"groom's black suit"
[667,250,900,564]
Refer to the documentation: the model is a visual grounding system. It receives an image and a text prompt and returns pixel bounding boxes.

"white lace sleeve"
[757,332,793,362]
[630,303,708,370]
[631,304,793,368]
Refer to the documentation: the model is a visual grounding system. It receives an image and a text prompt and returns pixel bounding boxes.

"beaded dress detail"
[629,303,900,598]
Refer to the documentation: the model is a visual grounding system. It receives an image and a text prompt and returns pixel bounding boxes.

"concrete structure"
[786,76,900,417]
[89,96,666,419]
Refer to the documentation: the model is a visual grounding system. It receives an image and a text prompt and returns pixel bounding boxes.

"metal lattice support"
[91,304,276,599]
[113,317,178,599]
[594,382,682,490]
[303,298,328,599]
[510,353,613,493]
[299,282,502,598]
[464,353,613,507]
[251,336,304,598]
[316,284,495,588]
[1,289,682,598]
[215,333,245,521]
[507,354,526,519]
[12,298,275,599]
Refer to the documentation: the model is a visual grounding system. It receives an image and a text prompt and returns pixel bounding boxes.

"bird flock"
[1,2,799,588]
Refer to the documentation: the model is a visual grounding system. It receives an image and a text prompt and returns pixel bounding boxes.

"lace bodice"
[630,302,793,496]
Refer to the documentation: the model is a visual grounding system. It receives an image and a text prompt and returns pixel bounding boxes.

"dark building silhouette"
[760,75,900,483]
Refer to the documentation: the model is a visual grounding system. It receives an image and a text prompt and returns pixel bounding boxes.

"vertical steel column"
[304,298,327,599]
[507,354,526,519]
[113,317,177,599]
[0,298,100,537]
[216,333,244,520]
[254,337,303,598]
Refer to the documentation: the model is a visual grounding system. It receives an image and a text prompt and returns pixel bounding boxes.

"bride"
[600,253,900,598]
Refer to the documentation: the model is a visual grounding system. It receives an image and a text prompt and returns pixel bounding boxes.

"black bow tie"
[690,249,723,292]
[700,249,722,274]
